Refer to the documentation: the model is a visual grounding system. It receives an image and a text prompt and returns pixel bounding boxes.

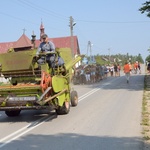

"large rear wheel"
[5,110,21,117]
[71,90,78,107]
[56,101,70,115]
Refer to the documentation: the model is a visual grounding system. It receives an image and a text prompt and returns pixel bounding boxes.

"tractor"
[0,48,82,117]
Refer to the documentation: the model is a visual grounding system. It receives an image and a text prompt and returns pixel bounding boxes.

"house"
[0,22,80,55]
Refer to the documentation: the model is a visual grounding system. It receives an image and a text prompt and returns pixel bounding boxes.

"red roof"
[0,35,80,54]
[35,36,80,55]
[0,41,15,53]
[13,34,32,48]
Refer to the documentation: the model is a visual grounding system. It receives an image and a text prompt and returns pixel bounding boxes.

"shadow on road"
[0,110,57,123]
[0,133,145,150]
[73,74,145,91]
[101,75,144,91]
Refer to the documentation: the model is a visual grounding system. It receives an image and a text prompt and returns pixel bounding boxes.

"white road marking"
[0,115,56,148]
[0,77,119,148]
[79,88,100,102]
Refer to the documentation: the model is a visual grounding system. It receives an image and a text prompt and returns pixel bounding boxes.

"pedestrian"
[138,62,141,74]
[123,62,130,83]
[128,62,132,74]
[114,64,118,77]
[110,64,114,76]
[36,34,56,67]
[117,64,121,76]
[80,66,86,84]
[147,61,150,73]
[90,65,96,83]
[104,65,108,78]
[133,61,138,74]
[99,65,103,80]
[85,66,91,84]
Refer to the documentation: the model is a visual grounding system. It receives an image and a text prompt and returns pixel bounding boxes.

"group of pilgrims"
[72,63,121,85]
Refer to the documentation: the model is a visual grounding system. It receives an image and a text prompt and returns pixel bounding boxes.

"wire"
[0,11,38,26]
[76,19,150,24]
[17,0,68,21]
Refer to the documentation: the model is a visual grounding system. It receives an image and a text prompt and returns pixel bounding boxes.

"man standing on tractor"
[36,34,56,67]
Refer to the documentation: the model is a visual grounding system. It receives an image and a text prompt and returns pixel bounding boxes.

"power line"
[17,0,68,21]
[0,2,68,34]
[76,19,150,24]
[12,0,69,33]
[0,11,38,26]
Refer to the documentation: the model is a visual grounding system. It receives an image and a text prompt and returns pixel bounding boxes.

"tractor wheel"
[5,110,21,117]
[12,81,17,86]
[56,101,70,115]
[71,90,78,107]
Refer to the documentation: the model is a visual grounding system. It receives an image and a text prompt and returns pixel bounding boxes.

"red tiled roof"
[13,34,32,48]
[0,35,80,54]
[0,41,15,53]
[35,36,80,55]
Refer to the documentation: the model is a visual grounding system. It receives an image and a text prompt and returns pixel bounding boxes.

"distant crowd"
[72,63,120,85]
[128,61,141,74]
[72,61,141,85]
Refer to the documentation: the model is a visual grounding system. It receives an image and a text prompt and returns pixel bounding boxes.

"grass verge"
[142,74,150,148]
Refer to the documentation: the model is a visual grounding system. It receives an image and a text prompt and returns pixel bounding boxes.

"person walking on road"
[117,64,121,76]
[138,61,141,74]
[114,64,118,77]
[128,62,132,74]
[123,62,130,83]
[147,61,150,73]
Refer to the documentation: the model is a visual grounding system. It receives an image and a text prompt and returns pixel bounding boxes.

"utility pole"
[69,16,76,58]
[87,41,92,64]
[108,48,110,62]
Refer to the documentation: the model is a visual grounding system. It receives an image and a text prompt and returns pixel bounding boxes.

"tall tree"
[146,55,150,61]
[139,1,150,17]
[136,53,144,63]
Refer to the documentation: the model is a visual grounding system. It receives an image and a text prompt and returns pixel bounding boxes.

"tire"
[71,90,78,107]
[72,76,77,85]
[56,101,70,115]
[5,110,21,117]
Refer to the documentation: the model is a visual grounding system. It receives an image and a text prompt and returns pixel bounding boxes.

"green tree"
[146,55,150,61]
[136,53,144,63]
[95,54,108,65]
[139,1,150,17]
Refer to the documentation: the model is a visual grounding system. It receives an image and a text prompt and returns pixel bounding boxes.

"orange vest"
[129,64,132,70]
[124,64,130,73]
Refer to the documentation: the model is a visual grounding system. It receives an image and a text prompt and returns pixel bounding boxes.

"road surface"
[0,69,145,150]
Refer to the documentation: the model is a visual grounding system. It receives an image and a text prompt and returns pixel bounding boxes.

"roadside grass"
[142,74,150,141]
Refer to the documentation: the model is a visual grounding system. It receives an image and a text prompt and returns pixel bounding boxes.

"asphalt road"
[0,69,145,150]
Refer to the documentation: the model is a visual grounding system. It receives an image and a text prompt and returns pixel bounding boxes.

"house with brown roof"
[0,22,80,55]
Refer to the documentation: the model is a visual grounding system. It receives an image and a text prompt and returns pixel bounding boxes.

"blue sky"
[0,0,150,60]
